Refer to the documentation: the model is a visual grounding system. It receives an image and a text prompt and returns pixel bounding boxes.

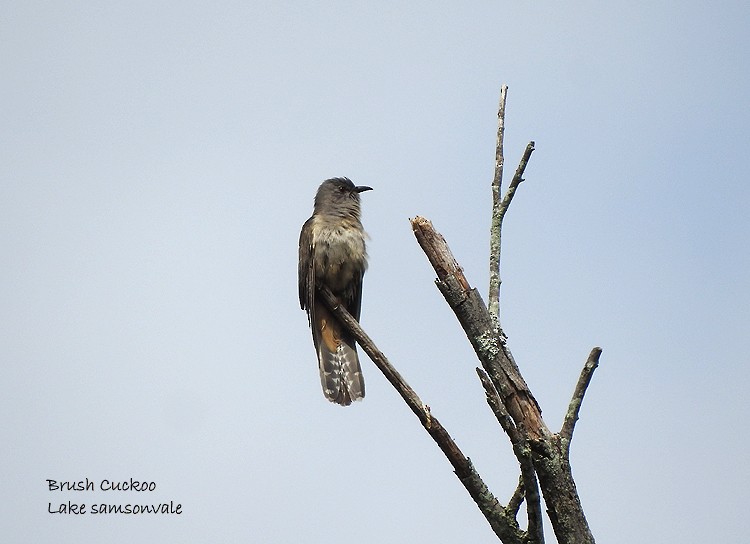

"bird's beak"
[354,185,373,193]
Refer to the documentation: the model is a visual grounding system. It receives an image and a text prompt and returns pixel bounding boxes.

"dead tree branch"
[411,216,597,544]
[476,367,518,441]
[489,84,508,324]
[318,286,526,544]
[412,216,542,434]
[477,368,545,543]
[560,348,602,453]
[491,140,535,327]
[499,142,535,223]
[506,477,525,519]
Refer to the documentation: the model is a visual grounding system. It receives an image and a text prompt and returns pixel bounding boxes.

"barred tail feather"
[314,303,365,405]
[317,341,365,406]
[313,306,365,406]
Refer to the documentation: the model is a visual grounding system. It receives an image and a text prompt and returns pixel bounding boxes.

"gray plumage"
[299,177,372,406]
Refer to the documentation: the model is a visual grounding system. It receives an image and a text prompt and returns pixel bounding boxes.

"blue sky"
[2,1,749,542]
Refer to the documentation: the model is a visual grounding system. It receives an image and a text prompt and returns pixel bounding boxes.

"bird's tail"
[313,303,365,406]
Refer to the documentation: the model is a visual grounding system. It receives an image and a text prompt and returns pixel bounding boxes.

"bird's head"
[314,177,372,217]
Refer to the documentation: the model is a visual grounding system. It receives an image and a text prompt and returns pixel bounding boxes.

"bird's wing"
[347,269,364,321]
[298,217,315,317]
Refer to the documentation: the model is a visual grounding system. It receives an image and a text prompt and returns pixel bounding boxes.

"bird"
[298,177,372,405]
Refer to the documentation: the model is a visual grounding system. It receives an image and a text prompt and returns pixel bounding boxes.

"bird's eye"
[338,186,347,193]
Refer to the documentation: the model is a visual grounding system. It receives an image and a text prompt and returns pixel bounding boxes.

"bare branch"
[506,476,525,518]
[412,216,542,434]
[560,347,603,450]
[497,142,535,223]
[411,216,595,544]
[521,452,545,544]
[411,217,471,291]
[489,84,508,324]
[476,367,520,442]
[477,367,545,544]
[491,141,536,326]
[318,286,525,544]
[505,473,546,544]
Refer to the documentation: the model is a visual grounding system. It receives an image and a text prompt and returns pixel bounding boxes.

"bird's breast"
[312,218,368,292]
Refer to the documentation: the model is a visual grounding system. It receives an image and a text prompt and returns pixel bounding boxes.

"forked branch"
[489,85,509,323]
[411,215,596,544]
